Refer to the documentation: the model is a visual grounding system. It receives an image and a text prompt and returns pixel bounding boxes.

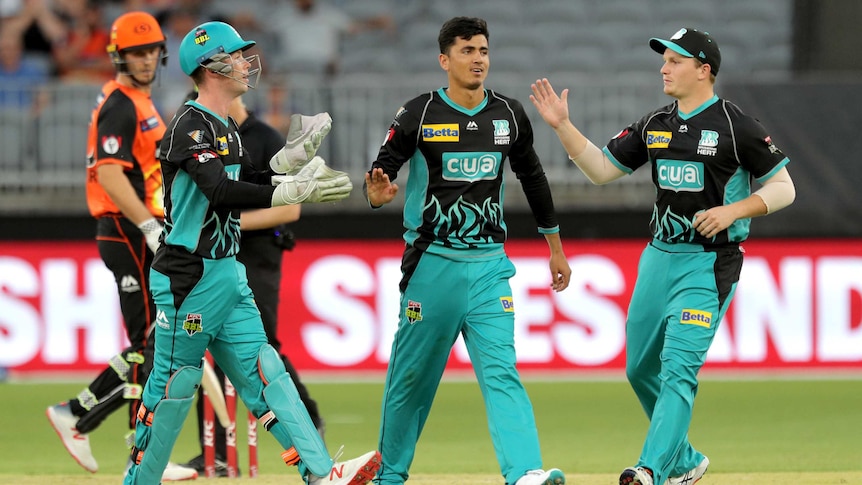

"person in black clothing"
[180,94,325,476]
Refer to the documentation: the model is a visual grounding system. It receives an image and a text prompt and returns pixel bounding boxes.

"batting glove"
[269,112,332,174]
[137,217,163,253]
[271,156,353,205]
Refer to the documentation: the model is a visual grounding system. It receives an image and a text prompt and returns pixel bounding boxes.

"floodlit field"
[2,378,860,484]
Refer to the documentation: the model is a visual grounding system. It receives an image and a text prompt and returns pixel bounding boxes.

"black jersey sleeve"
[169,109,275,209]
[726,103,790,181]
[507,99,559,231]
[96,90,138,163]
[369,96,425,181]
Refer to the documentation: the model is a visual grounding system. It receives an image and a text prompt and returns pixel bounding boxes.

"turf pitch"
[2,377,860,484]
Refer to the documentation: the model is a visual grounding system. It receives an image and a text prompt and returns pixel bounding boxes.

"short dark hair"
[438,17,489,55]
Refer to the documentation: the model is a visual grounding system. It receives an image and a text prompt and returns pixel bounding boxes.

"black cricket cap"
[650,27,721,76]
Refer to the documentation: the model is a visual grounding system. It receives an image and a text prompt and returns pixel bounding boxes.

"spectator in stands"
[0,30,50,113]
[266,0,394,79]
[1,0,69,74]
[52,0,113,82]
[531,27,796,485]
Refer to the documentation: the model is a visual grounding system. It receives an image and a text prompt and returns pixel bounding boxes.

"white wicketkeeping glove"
[269,112,332,175]
[271,156,353,205]
[137,217,163,253]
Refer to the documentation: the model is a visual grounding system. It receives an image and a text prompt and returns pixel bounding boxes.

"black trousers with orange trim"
[74,215,156,430]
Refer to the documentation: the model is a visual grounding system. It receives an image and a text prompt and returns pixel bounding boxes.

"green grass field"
[2,377,860,484]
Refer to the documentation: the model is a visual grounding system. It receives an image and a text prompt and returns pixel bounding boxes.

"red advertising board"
[1,239,860,378]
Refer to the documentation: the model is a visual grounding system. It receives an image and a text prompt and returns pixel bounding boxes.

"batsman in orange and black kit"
[45,11,198,481]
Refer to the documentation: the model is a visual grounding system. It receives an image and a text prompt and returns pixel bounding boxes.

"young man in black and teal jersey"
[365,16,571,485]
[122,20,372,485]
[531,27,796,485]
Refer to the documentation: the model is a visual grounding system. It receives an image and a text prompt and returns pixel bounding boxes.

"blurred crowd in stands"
[0,0,394,130]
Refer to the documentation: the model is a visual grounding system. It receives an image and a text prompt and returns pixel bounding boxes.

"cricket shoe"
[180,453,233,477]
[620,466,654,485]
[306,450,381,485]
[666,456,709,485]
[123,458,200,481]
[162,461,199,481]
[46,402,98,473]
[515,468,566,485]
[270,112,332,174]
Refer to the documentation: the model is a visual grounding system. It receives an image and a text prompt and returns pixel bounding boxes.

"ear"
[439,53,448,72]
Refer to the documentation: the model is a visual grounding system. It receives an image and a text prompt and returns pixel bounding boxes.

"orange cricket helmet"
[107,11,167,68]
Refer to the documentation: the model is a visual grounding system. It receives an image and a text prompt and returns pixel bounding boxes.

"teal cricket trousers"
[376,250,543,485]
[625,239,742,483]
[128,256,274,484]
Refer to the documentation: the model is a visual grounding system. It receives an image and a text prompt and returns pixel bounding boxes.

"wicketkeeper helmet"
[178,21,256,76]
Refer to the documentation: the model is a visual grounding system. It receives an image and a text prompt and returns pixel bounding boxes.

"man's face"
[219,50,253,95]
[124,46,162,85]
[659,50,709,98]
[440,35,489,90]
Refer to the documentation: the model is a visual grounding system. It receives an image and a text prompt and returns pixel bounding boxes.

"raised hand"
[529,78,570,130]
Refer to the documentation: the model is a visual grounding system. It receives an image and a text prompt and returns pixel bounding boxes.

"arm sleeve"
[95,91,138,167]
[754,166,795,214]
[183,151,276,209]
[368,102,419,181]
[172,113,275,209]
[508,102,559,232]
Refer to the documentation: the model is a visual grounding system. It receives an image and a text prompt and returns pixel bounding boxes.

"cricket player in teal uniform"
[122,20,377,485]
[365,16,570,485]
[530,27,796,485]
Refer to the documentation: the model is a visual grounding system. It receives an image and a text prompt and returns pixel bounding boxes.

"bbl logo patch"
[764,135,780,154]
[680,308,712,328]
[500,296,514,312]
[405,300,423,324]
[194,28,210,46]
[183,313,203,336]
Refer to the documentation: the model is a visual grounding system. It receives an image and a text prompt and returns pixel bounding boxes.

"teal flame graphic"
[426,195,502,248]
